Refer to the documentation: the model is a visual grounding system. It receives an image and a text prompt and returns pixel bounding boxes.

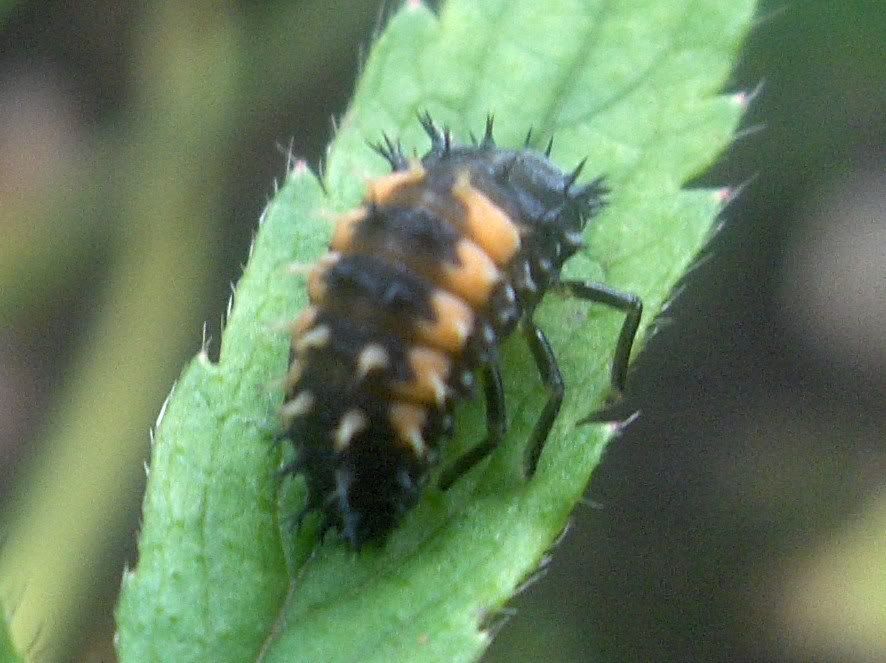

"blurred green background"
[0,1,883,661]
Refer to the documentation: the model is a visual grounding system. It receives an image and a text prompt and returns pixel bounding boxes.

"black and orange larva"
[278,114,642,547]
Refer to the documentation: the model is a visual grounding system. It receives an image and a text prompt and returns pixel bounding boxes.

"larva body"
[280,116,639,547]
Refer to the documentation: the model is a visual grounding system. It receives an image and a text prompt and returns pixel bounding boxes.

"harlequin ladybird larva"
[278,113,642,547]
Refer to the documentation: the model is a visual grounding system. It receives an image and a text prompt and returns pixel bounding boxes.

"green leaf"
[116,0,756,661]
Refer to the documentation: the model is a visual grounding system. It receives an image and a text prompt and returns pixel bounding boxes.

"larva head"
[489,147,608,243]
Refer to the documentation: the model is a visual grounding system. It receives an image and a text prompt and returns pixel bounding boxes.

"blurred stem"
[0,156,101,325]
[0,3,243,659]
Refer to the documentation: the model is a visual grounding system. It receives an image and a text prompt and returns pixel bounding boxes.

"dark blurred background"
[0,1,883,661]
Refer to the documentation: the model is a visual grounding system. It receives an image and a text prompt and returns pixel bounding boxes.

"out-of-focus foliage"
[778,491,886,661]
[0,601,23,663]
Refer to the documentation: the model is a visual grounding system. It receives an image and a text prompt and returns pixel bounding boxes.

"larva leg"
[557,280,642,395]
[522,320,564,476]
[438,364,506,490]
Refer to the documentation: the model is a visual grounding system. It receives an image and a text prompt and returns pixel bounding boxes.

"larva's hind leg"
[438,364,506,490]
[522,320,565,476]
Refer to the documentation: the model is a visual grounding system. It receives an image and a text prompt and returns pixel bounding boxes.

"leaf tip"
[732,78,766,111]
[291,159,311,178]
[715,186,735,205]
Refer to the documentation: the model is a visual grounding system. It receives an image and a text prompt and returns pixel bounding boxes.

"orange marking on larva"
[441,238,502,307]
[416,290,474,354]
[389,401,429,459]
[452,172,520,265]
[368,164,426,205]
[393,346,452,406]
[291,307,319,338]
[307,253,340,303]
[330,207,369,252]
